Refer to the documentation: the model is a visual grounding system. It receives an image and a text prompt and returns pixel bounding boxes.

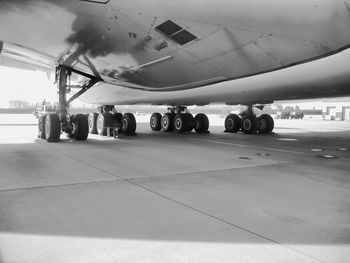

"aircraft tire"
[97,113,112,136]
[122,113,136,135]
[258,114,274,134]
[194,113,209,133]
[73,114,89,140]
[241,115,258,134]
[38,114,47,139]
[45,113,61,142]
[88,112,98,134]
[184,113,194,132]
[174,114,193,133]
[224,114,240,133]
[150,113,162,131]
[162,113,175,132]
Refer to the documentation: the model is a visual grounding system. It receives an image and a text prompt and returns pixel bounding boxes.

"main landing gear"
[150,106,209,134]
[225,105,274,134]
[87,105,136,137]
[38,65,101,142]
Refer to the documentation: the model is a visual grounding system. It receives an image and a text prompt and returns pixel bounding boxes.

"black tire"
[88,112,98,134]
[174,114,193,133]
[45,113,61,142]
[72,114,89,140]
[150,113,162,131]
[241,115,258,134]
[194,113,209,133]
[183,113,194,132]
[38,115,47,139]
[162,113,175,132]
[258,114,274,134]
[225,114,241,133]
[97,113,112,136]
[122,113,136,135]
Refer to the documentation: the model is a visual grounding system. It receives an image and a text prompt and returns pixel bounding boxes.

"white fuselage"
[1,0,350,105]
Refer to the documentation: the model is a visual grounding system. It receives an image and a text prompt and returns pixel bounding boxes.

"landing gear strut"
[150,106,209,134]
[37,65,101,142]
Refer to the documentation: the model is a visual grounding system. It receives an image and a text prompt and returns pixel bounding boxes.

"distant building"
[322,100,350,121]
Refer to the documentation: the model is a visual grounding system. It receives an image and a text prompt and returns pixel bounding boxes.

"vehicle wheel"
[88,112,98,134]
[174,114,192,133]
[258,114,274,134]
[45,113,61,142]
[162,113,175,132]
[72,114,89,140]
[150,113,162,131]
[241,115,258,134]
[122,113,136,135]
[194,113,209,133]
[183,113,194,132]
[225,114,241,133]
[97,113,112,136]
[38,115,47,139]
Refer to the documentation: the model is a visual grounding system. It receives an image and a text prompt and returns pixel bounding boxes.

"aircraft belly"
[80,48,350,106]
[0,0,350,93]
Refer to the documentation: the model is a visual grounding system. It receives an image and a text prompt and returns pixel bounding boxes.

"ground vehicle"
[290,111,304,119]
[276,111,291,119]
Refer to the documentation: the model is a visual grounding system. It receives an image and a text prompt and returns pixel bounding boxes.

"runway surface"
[0,116,349,263]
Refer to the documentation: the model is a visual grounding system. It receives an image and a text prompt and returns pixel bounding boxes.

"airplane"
[1,0,350,142]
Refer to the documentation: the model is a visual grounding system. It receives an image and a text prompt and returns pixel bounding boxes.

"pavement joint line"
[125,161,293,181]
[0,179,118,193]
[27,148,323,261]
[124,178,325,263]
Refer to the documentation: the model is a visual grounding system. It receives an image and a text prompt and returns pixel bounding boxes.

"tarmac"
[0,115,349,263]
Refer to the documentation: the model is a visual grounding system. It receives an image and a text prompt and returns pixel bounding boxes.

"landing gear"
[150,106,209,134]
[224,105,274,135]
[37,65,101,142]
[89,105,136,137]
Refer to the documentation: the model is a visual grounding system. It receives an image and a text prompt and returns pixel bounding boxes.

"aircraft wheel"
[241,115,258,134]
[88,112,98,134]
[150,113,162,131]
[97,113,112,136]
[194,113,209,133]
[225,114,240,133]
[122,113,136,135]
[162,113,175,132]
[174,114,193,133]
[45,113,61,142]
[38,115,47,139]
[71,114,89,140]
[258,114,274,134]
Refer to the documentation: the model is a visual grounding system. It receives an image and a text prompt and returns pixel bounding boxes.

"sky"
[0,66,57,108]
